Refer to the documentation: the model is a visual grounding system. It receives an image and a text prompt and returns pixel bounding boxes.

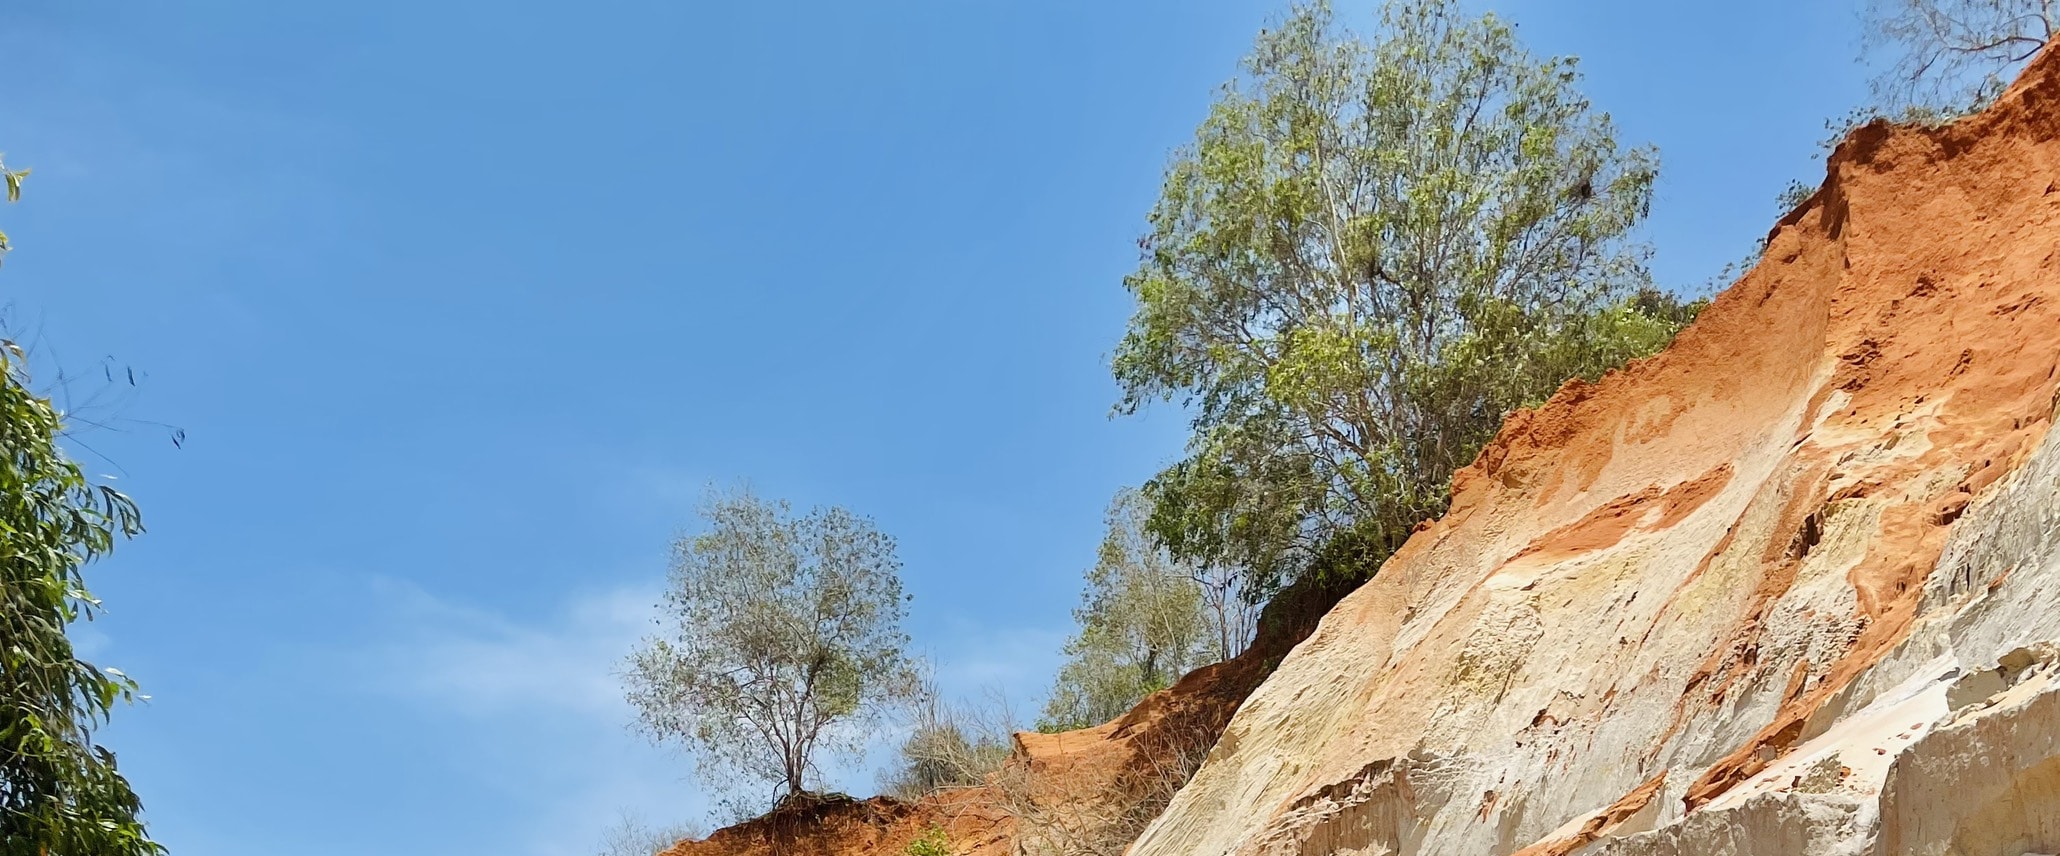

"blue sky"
[1,2,1875,854]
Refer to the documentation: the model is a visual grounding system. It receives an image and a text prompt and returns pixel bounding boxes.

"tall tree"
[1039,489,1209,732]
[1115,0,1692,593]
[0,156,163,856]
[1865,0,2058,111]
[624,488,920,810]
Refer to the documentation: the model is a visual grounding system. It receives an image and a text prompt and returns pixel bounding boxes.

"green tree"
[624,488,920,810]
[1039,489,1208,732]
[1865,0,2057,111]
[1190,556,1256,665]
[0,156,163,856]
[1114,0,1694,593]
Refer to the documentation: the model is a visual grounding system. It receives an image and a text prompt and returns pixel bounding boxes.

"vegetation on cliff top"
[1036,487,1239,733]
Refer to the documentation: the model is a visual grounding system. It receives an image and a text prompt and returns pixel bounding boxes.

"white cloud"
[346,578,706,855]
[362,576,656,721]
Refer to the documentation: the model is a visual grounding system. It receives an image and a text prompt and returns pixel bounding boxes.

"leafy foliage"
[904,824,952,856]
[1115,0,1695,594]
[624,488,920,810]
[1776,179,1817,216]
[1865,0,2057,111]
[1038,489,1212,733]
[0,158,161,856]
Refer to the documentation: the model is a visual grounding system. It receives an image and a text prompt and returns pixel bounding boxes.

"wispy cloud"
[361,577,655,721]
[345,578,705,855]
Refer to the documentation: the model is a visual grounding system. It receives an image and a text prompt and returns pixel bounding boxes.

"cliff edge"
[1130,44,2060,856]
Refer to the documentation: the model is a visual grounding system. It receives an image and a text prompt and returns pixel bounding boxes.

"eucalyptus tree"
[624,488,919,810]
[1115,0,1693,593]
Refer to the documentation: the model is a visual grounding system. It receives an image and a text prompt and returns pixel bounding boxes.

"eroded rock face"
[665,48,2060,856]
[1592,422,2060,856]
[1130,47,2060,856]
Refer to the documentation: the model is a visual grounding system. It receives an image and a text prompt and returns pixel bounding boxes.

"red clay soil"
[654,794,1009,856]
[1507,772,1668,856]
[658,576,1355,856]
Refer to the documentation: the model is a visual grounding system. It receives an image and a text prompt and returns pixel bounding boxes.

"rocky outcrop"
[1129,45,2060,856]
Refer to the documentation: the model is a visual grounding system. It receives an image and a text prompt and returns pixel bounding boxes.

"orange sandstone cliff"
[674,45,2060,856]
[1132,43,2060,856]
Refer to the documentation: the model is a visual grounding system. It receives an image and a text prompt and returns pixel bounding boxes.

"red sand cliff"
[668,43,2060,856]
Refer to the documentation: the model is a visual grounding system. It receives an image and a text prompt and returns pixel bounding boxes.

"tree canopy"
[623,488,920,810]
[1115,0,1696,594]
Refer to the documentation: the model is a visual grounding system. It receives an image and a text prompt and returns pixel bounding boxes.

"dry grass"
[990,720,1213,856]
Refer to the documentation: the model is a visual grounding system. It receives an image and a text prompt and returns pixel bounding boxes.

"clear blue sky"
[2,2,1872,854]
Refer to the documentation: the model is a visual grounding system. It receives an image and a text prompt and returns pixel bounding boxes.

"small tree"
[625,489,920,809]
[1865,0,2058,111]
[0,155,163,856]
[1115,0,1692,593]
[1039,489,1209,732]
